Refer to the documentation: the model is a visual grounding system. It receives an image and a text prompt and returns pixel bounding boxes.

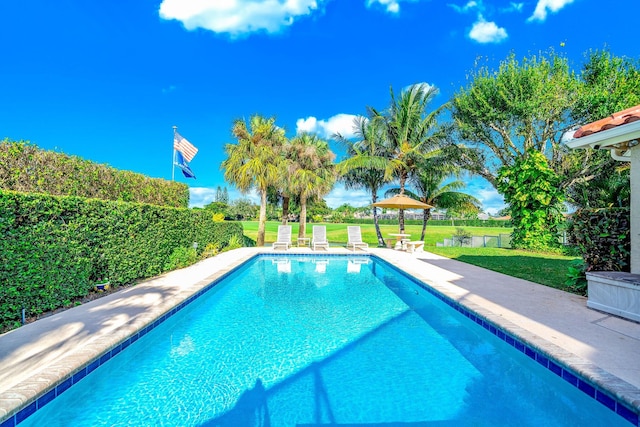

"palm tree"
[221,115,286,246]
[385,167,481,241]
[336,115,391,246]
[286,133,336,239]
[373,83,445,232]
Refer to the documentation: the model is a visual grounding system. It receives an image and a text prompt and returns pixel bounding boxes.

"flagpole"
[172,126,177,181]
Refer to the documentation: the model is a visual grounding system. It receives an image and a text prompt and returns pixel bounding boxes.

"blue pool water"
[17,255,632,426]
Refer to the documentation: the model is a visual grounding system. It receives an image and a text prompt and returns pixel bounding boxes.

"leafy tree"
[567,50,637,210]
[497,150,565,250]
[221,115,286,246]
[566,151,630,209]
[336,115,391,246]
[214,186,230,204]
[228,198,258,220]
[449,51,615,247]
[286,133,336,238]
[203,201,229,218]
[572,49,640,123]
[450,52,580,187]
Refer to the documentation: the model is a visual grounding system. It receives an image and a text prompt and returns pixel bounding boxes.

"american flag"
[173,132,198,162]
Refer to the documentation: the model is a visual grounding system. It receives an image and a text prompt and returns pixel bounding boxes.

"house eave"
[565,120,640,161]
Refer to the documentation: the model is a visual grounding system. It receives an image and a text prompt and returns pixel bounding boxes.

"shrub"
[565,259,588,296]
[0,140,189,207]
[0,190,245,332]
[568,207,630,272]
[165,247,198,270]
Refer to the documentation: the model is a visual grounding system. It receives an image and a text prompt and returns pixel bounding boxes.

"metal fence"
[436,234,512,248]
[436,232,569,248]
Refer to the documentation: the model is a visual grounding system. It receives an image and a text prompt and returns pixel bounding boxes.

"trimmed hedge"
[340,217,512,227]
[0,190,246,331]
[568,207,631,272]
[0,140,189,208]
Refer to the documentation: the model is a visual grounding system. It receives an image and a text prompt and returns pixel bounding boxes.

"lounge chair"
[273,258,291,273]
[347,258,369,273]
[314,259,329,273]
[346,226,369,251]
[312,225,329,251]
[273,225,292,250]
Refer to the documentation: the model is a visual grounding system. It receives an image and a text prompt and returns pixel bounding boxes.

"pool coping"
[1,247,639,426]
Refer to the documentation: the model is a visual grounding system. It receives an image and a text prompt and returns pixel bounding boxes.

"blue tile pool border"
[2,254,258,427]
[374,254,640,427]
[3,252,638,427]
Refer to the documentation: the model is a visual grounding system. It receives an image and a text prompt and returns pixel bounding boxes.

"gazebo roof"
[565,105,640,161]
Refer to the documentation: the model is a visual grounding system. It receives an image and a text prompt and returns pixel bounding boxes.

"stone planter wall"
[586,271,640,322]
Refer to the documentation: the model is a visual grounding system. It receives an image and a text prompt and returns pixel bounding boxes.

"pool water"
[19,255,629,426]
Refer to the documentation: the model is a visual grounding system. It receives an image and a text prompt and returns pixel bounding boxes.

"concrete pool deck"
[1,246,639,424]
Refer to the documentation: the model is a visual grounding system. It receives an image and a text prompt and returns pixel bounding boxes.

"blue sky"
[2,0,638,214]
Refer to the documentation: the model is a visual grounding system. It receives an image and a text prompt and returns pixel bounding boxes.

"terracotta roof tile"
[574,105,640,138]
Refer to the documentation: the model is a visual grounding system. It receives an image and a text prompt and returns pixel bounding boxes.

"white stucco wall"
[631,146,639,274]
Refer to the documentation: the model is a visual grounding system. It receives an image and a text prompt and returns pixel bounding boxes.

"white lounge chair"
[314,259,329,273]
[273,225,292,250]
[273,258,291,273]
[347,226,369,251]
[312,225,329,251]
[347,257,369,273]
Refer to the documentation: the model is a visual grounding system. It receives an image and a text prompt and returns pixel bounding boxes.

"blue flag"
[175,150,196,179]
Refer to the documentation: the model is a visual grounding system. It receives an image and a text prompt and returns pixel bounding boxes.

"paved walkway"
[1,247,639,423]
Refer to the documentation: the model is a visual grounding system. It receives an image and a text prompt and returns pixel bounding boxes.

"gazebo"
[565,105,640,321]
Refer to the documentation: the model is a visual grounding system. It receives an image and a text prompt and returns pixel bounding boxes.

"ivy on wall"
[569,207,631,272]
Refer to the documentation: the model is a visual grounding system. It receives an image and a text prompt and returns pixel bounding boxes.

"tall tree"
[450,52,580,187]
[373,83,444,232]
[449,52,589,248]
[221,115,286,246]
[573,50,640,124]
[286,133,336,239]
[567,50,638,209]
[336,115,391,246]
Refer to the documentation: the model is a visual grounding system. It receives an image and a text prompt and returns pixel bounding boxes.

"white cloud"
[468,15,508,43]
[189,187,216,208]
[158,0,320,37]
[527,0,574,22]
[449,0,480,13]
[501,2,524,13]
[366,0,402,14]
[463,180,505,215]
[296,114,359,139]
[403,82,439,97]
[324,185,372,208]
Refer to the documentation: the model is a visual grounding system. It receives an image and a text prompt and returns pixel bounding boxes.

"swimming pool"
[10,254,636,426]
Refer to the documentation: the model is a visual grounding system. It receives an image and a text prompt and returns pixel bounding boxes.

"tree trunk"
[282,195,290,225]
[257,189,267,246]
[298,195,307,238]
[372,192,385,246]
[399,173,406,233]
[421,208,432,241]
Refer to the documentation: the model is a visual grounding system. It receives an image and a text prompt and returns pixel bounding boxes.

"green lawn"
[241,221,578,292]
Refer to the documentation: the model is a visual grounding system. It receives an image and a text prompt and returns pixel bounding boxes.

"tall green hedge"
[0,140,189,207]
[568,207,631,272]
[0,190,245,331]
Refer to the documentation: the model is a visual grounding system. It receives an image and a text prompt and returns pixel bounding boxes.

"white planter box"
[586,272,640,322]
